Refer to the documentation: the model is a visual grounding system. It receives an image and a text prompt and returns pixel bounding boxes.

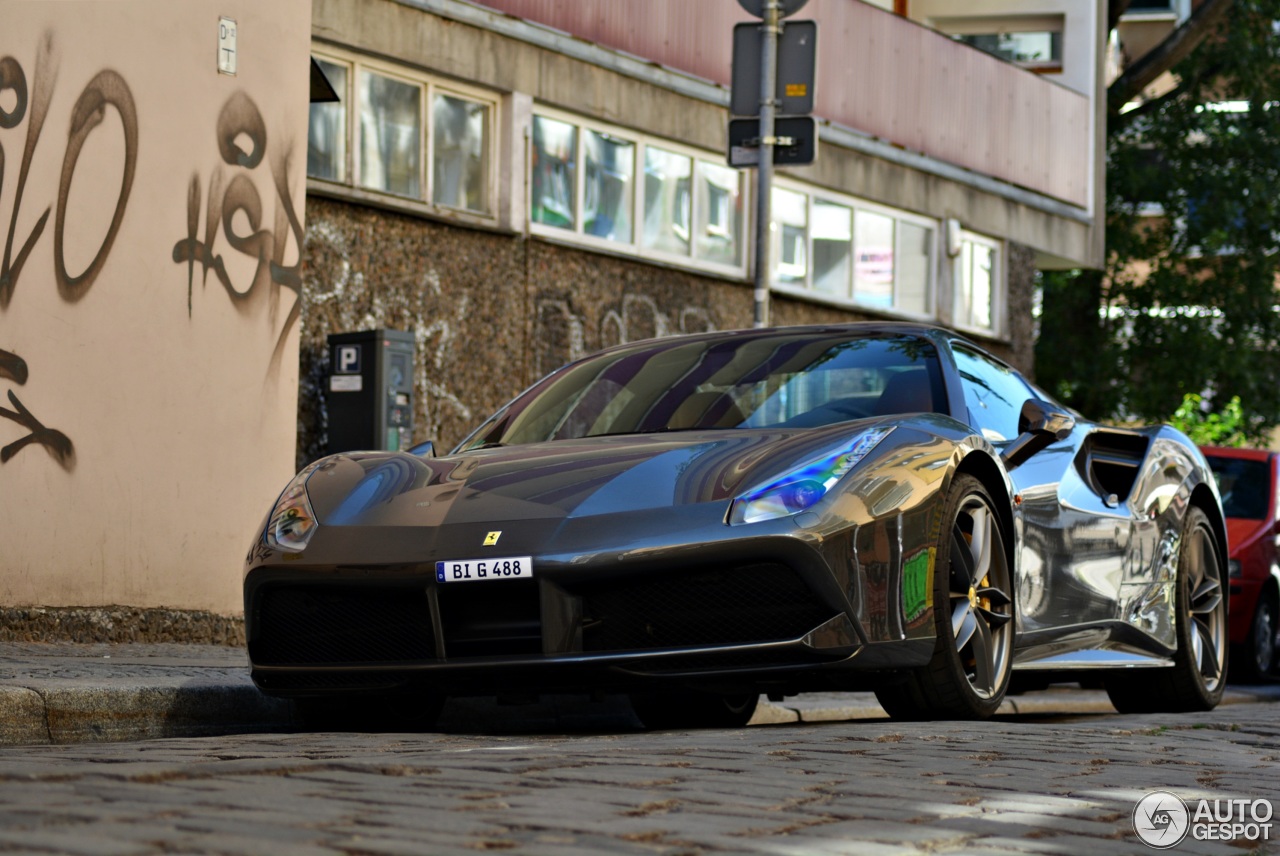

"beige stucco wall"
[0,0,311,614]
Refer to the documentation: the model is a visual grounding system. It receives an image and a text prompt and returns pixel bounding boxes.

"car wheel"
[1105,506,1227,712]
[874,474,1014,720]
[629,691,759,730]
[1231,591,1278,683]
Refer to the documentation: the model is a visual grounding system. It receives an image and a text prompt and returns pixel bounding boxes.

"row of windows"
[530,113,745,271]
[770,186,935,318]
[308,55,494,216]
[306,52,1006,337]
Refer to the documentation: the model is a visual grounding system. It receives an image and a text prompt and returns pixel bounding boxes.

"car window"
[457,331,944,449]
[1205,455,1271,520]
[952,344,1036,443]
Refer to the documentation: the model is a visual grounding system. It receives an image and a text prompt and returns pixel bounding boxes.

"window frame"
[951,342,1037,444]
[769,176,939,323]
[308,56,351,183]
[933,15,1065,73]
[951,229,1005,339]
[1120,0,1190,21]
[307,47,500,224]
[529,106,750,279]
[357,65,424,200]
[429,86,495,216]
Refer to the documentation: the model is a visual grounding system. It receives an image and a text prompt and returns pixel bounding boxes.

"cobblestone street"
[0,697,1275,855]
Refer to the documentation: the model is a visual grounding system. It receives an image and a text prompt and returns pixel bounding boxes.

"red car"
[1201,446,1280,680]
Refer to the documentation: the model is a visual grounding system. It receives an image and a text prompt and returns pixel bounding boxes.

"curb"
[751,686,1271,725]
[0,682,1273,745]
[0,683,291,745]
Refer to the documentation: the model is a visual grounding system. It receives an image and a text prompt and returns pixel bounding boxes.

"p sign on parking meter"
[336,344,361,375]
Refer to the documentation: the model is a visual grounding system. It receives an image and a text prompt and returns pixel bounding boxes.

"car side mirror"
[408,440,436,458]
[1000,399,1074,471]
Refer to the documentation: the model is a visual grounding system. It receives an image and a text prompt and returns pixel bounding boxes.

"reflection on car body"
[245,323,1230,728]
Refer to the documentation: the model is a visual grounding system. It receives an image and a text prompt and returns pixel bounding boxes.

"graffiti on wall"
[535,293,716,377]
[0,34,139,470]
[0,32,303,473]
[172,90,303,374]
[300,217,473,466]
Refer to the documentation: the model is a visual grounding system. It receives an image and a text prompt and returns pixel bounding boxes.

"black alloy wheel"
[1106,506,1228,712]
[875,474,1014,720]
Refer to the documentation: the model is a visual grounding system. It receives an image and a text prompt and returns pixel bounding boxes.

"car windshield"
[1205,454,1271,520]
[458,331,944,450]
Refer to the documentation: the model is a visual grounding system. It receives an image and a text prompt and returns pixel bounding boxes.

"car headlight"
[1228,559,1242,578]
[265,462,323,552]
[730,427,893,525]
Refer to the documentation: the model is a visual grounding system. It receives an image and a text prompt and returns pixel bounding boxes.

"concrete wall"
[0,1,311,615]
[908,0,1100,97]
[482,0,1094,210]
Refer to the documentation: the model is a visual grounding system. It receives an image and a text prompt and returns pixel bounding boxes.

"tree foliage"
[1037,0,1280,442]
[1168,393,1253,446]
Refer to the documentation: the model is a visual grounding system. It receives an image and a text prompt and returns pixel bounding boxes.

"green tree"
[1037,0,1280,440]
[1168,393,1253,446]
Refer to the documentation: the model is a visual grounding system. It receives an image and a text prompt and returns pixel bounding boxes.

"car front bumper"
[244,503,938,697]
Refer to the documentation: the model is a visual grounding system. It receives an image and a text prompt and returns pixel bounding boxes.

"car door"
[950,344,1125,637]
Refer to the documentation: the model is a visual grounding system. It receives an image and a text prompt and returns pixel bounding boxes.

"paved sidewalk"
[0,642,1274,745]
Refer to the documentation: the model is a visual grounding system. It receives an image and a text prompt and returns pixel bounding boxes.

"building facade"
[300,0,1108,463]
[2,0,1113,629]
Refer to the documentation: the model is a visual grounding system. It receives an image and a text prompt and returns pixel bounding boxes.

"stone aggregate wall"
[300,198,772,462]
[1004,242,1039,379]
[0,608,244,646]
[300,198,527,464]
[299,197,1037,467]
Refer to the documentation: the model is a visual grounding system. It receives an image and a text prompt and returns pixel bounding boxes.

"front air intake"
[250,584,435,665]
[578,563,833,653]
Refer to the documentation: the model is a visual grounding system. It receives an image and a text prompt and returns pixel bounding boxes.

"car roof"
[578,322,974,360]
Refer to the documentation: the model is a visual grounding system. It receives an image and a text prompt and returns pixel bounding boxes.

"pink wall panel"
[480,0,1090,208]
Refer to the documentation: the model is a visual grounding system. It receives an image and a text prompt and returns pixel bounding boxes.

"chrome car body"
[244,324,1229,723]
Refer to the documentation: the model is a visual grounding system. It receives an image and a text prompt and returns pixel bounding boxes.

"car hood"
[304,426,887,528]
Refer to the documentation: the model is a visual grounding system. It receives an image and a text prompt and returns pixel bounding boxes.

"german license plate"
[435,556,534,583]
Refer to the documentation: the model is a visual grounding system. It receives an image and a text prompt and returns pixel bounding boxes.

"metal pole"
[752,0,780,329]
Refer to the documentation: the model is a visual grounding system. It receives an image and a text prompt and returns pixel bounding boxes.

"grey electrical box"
[326,328,415,453]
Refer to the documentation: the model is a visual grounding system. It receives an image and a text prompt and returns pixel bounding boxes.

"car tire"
[1105,506,1227,713]
[874,473,1014,720]
[629,691,759,730]
[1230,590,1278,683]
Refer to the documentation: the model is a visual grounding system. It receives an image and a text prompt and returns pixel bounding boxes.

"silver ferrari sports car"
[245,323,1229,728]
